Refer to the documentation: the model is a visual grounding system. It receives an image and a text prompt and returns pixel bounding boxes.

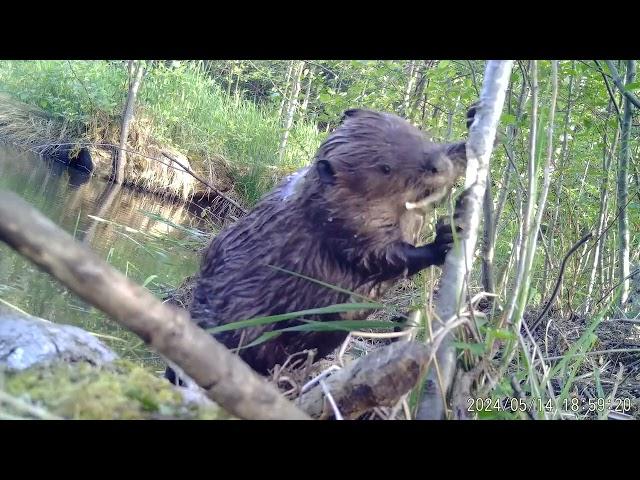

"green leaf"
[283,319,396,333]
[237,331,283,350]
[624,81,640,91]
[267,265,380,303]
[142,275,158,288]
[453,341,486,355]
[205,303,382,334]
[489,328,518,341]
[501,113,517,125]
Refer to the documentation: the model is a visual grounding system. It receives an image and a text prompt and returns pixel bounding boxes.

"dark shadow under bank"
[39,144,243,222]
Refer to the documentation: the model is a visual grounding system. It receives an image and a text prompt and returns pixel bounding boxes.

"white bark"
[617,60,635,305]
[503,61,539,327]
[521,61,559,318]
[114,60,145,184]
[416,60,513,419]
[278,61,294,121]
[584,110,619,313]
[402,60,418,116]
[543,68,574,298]
[301,66,314,113]
[278,61,305,162]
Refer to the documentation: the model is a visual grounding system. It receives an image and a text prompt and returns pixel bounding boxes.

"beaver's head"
[312,109,467,234]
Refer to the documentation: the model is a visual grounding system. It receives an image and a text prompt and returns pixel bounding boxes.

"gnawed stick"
[0,190,309,420]
[297,341,432,419]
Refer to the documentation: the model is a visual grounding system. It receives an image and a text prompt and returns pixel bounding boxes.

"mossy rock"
[2,359,232,420]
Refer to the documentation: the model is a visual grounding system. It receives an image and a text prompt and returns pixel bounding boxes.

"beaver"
[166,106,475,382]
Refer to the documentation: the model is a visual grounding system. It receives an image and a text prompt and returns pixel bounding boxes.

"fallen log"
[297,341,432,420]
[0,190,309,420]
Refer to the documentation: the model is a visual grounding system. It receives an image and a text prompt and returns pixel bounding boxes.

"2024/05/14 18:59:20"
[468,396,633,414]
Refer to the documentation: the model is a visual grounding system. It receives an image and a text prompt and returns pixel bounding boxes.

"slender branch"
[530,231,593,332]
[0,190,309,420]
[593,60,622,119]
[416,60,513,420]
[603,60,640,109]
[161,151,247,214]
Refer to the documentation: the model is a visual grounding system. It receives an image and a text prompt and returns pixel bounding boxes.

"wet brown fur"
[169,109,471,378]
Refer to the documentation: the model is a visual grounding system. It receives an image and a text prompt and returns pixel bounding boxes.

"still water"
[0,144,211,370]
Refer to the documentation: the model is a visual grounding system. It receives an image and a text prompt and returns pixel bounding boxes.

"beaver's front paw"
[433,189,474,261]
[432,221,460,264]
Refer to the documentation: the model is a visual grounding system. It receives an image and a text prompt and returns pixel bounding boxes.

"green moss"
[3,359,231,420]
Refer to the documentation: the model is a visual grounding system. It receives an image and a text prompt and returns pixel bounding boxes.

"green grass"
[0,60,324,205]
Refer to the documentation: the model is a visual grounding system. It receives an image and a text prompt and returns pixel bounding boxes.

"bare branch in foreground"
[0,190,309,420]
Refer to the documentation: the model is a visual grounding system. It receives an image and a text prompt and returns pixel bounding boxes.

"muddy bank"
[0,93,245,217]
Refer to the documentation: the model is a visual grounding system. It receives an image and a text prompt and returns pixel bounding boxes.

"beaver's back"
[188,169,375,374]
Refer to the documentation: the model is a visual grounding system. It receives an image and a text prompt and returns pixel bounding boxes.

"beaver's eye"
[381,164,391,174]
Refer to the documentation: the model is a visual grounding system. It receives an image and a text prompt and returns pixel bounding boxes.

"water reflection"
[0,144,210,369]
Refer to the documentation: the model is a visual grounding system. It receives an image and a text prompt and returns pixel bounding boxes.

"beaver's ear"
[317,159,336,185]
[340,108,372,124]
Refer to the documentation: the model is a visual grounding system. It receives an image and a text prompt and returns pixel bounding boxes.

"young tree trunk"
[605,60,640,109]
[503,61,539,328]
[523,60,559,309]
[402,60,418,117]
[416,60,513,420]
[410,61,432,119]
[226,61,233,97]
[113,60,145,185]
[584,100,619,313]
[492,71,530,252]
[300,65,314,114]
[445,88,462,141]
[617,60,635,306]
[234,74,240,101]
[277,60,305,162]
[481,174,496,293]
[278,61,294,121]
[542,66,574,299]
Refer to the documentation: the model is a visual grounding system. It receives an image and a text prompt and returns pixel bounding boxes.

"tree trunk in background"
[300,65,314,114]
[445,85,461,141]
[234,69,241,103]
[617,60,635,306]
[113,60,145,185]
[542,68,574,300]
[410,61,432,120]
[278,61,294,121]
[605,60,640,109]
[481,175,496,294]
[402,60,417,117]
[226,61,233,97]
[416,60,513,420]
[584,100,619,314]
[523,60,559,310]
[503,61,539,328]
[492,70,530,254]
[277,60,304,163]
